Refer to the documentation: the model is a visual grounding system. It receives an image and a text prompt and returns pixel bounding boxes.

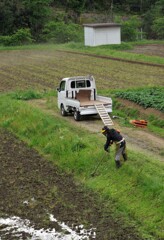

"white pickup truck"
[56,75,112,121]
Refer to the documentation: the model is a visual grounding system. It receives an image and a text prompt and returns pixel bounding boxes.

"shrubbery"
[0,28,33,46]
[120,16,142,41]
[42,21,84,43]
[152,17,164,39]
[11,90,42,101]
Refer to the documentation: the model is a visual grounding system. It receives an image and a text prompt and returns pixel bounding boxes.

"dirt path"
[28,98,164,160]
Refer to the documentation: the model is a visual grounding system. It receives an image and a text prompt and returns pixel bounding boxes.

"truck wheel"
[74,111,81,121]
[61,104,67,116]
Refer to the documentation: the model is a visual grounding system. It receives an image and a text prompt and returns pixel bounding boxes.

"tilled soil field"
[0,44,163,239]
[0,46,164,94]
[126,44,164,57]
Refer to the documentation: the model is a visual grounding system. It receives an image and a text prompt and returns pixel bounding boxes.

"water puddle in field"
[0,214,96,239]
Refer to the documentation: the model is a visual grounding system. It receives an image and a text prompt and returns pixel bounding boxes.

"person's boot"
[115,160,121,168]
[123,153,127,161]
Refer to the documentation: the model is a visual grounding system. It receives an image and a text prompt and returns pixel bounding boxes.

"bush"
[121,16,141,41]
[152,17,164,40]
[0,36,12,46]
[0,28,33,46]
[42,21,83,43]
[11,90,42,100]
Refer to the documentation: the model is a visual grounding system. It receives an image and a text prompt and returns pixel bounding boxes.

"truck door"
[57,80,67,108]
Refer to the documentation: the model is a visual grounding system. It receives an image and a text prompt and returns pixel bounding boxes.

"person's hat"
[101,126,109,133]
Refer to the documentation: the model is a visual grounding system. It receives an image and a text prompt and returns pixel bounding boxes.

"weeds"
[11,89,43,100]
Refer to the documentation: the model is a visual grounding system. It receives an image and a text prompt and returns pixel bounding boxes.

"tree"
[152,0,164,39]
[64,0,87,23]
[22,0,52,38]
[0,0,52,39]
[142,0,164,39]
[142,9,155,39]
[124,0,157,13]
[152,17,164,39]
[100,0,114,22]
[0,0,15,35]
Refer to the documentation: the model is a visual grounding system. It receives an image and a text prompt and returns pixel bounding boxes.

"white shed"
[83,23,121,47]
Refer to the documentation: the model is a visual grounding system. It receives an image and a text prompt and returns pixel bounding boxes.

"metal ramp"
[95,104,114,126]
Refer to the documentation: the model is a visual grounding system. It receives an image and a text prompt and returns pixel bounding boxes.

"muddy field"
[127,44,164,57]
[0,44,163,239]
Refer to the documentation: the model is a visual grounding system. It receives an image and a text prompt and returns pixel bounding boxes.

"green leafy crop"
[115,87,164,112]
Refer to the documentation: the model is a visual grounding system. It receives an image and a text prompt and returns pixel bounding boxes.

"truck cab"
[57,75,96,101]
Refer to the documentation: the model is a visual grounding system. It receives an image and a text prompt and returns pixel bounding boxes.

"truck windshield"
[71,80,91,88]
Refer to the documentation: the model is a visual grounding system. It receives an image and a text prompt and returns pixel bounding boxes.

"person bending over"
[101,126,127,168]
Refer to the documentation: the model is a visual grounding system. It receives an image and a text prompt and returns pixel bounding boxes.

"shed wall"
[84,26,121,46]
[94,27,120,45]
[84,27,94,46]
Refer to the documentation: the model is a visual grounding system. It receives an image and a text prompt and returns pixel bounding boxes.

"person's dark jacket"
[104,129,124,151]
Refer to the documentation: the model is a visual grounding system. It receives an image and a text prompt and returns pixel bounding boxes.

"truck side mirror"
[56,87,60,92]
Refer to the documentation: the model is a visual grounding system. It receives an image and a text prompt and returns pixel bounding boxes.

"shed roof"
[83,23,121,28]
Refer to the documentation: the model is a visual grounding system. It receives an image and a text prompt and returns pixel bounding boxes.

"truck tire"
[61,104,67,116]
[74,111,81,121]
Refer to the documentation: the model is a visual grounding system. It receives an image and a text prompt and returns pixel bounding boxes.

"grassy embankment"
[0,90,163,240]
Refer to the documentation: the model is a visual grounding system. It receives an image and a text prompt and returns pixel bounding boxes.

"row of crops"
[115,87,164,112]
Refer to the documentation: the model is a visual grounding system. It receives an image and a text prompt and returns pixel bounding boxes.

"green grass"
[0,40,164,65]
[0,92,163,240]
[11,89,44,100]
